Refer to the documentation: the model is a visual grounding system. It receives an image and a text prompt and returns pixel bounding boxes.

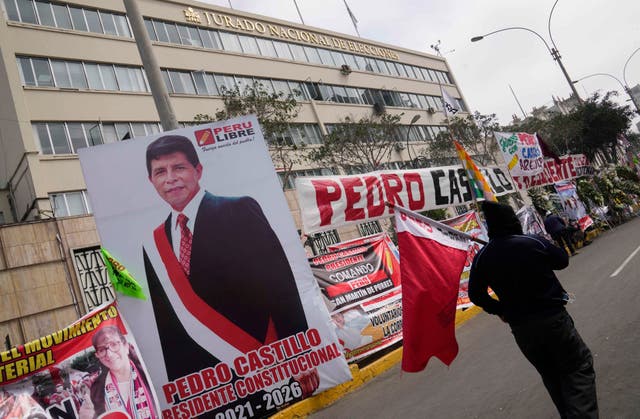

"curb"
[271,305,483,418]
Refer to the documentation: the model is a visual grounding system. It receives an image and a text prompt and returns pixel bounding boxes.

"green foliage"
[507,92,633,163]
[307,113,402,171]
[425,111,501,166]
[615,165,640,182]
[422,208,448,221]
[194,81,302,190]
[527,187,554,215]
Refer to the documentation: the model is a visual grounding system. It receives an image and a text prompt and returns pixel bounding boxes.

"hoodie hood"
[481,201,523,239]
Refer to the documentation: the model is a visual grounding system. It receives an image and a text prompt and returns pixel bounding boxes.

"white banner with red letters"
[511,154,593,190]
[296,166,516,234]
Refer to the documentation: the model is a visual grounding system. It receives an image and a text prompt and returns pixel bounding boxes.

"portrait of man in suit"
[141,134,319,400]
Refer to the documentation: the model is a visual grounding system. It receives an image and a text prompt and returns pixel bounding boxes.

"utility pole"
[123,0,178,131]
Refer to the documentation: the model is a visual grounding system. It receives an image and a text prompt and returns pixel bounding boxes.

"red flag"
[535,133,561,164]
[395,210,469,372]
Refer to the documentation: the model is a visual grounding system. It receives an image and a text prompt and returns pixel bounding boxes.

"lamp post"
[623,47,640,114]
[471,0,582,103]
[572,72,640,114]
[405,114,421,168]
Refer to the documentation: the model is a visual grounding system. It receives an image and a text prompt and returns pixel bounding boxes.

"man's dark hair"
[146,135,200,176]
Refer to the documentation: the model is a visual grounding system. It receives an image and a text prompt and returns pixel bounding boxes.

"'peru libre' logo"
[195,128,215,146]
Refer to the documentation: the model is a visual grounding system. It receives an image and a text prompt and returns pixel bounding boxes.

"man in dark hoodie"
[469,201,598,419]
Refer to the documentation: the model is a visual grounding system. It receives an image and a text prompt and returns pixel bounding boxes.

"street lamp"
[471,0,582,102]
[405,114,421,167]
[572,72,640,114]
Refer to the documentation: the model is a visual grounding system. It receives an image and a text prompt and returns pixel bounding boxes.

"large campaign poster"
[441,211,487,309]
[0,302,160,419]
[316,235,403,362]
[554,181,594,231]
[78,115,351,418]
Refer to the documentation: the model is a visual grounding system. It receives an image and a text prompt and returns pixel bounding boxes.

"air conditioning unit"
[340,64,352,75]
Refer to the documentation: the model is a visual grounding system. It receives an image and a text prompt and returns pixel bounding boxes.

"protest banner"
[441,211,488,309]
[494,132,545,177]
[554,181,594,231]
[317,234,403,362]
[296,166,515,234]
[0,302,160,419]
[309,236,400,312]
[516,206,551,239]
[79,115,351,418]
[511,154,594,190]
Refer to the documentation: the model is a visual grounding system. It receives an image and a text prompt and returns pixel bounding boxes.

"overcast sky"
[200,0,640,131]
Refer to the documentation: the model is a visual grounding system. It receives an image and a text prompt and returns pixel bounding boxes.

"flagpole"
[293,0,305,24]
[388,203,487,245]
[343,0,360,37]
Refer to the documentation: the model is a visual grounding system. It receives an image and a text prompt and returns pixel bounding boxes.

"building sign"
[182,7,400,60]
[71,245,115,312]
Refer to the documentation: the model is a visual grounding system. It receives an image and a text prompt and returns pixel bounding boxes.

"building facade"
[0,0,471,341]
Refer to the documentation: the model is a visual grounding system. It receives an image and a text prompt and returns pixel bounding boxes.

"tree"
[194,80,302,190]
[306,113,402,172]
[508,92,634,163]
[425,112,501,167]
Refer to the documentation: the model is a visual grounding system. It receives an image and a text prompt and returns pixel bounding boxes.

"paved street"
[311,217,640,419]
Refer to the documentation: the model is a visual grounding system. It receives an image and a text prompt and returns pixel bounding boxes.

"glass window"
[34,123,52,154]
[353,54,366,71]
[153,20,169,42]
[364,58,378,72]
[114,123,130,140]
[176,24,190,45]
[85,123,103,146]
[375,59,390,75]
[66,192,88,215]
[144,19,157,40]
[219,32,242,52]
[345,87,361,104]
[101,123,117,143]
[48,123,71,154]
[130,123,147,137]
[100,12,117,36]
[4,0,20,21]
[258,79,275,95]
[209,31,223,50]
[304,124,322,145]
[85,63,102,89]
[99,64,117,90]
[408,94,420,108]
[332,86,347,103]
[393,62,407,77]
[131,68,147,92]
[360,88,374,105]
[68,62,87,88]
[273,41,293,60]
[17,57,35,86]
[69,7,87,31]
[51,3,71,29]
[51,61,70,87]
[288,81,305,101]
[414,67,426,81]
[238,35,260,55]
[51,194,68,217]
[317,49,334,66]
[84,9,103,33]
[343,54,358,70]
[256,38,277,57]
[16,0,37,24]
[441,72,451,84]
[416,95,428,109]
[303,47,322,64]
[405,65,418,79]
[428,69,438,82]
[399,93,411,108]
[289,43,308,62]
[303,82,322,100]
[187,26,202,47]
[203,73,218,95]
[214,74,235,93]
[192,71,208,95]
[67,123,86,152]
[35,1,55,26]
[318,84,333,102]
[331,51,346,66]
[198,28,213,49]
[165,22,180,44]
[272,79,291,96]
[114,14,130,37]
[114,66,132,91]
[168,70,185,94]
[179,72,196,94]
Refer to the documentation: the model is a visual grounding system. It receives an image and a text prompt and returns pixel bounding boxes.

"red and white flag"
[395,210,469,372]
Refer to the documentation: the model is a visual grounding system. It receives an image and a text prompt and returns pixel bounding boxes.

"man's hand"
[293,368,320,398]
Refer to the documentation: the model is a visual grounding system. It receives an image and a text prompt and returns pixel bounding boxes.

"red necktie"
[177,213,192,276]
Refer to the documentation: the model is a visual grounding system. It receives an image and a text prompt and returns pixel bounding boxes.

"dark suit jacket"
[144,192,308,383]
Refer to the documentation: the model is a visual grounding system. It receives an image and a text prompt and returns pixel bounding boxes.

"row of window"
[17,56,149,92]
[33,121,161,154]
[145,17,452,85]
[4,0,131,37]
[267,124,323,146]
[50,190,91,218]
[163,69,463,112]
[278,168,335,190]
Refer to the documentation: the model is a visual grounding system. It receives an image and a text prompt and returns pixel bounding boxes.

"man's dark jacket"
[143,192,308,382]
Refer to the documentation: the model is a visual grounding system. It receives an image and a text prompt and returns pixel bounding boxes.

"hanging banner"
[296,166,515,234]
[79,115,351,418]
[0,302,161,419]
[554,181,594,231]
[441,211,488,309]
[309,236,400,312]
[494,132,545,177]
[320,234,403,362]
[511,154,593,190]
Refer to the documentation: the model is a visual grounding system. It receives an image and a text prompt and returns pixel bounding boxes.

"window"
[288,44,308,62]
[256,38,278,57]
[219,31,242,53]
[238,35,260,55]
[52,3,72,29]
[32,57,54,86]
[84,9,102,33]
[17,0,37,23]
[35,1,55,26]
[317,49,335,66]
[273,41,293,60]
[50,191,91,217]
[100,11,117,36]
[165,22,181,44]
[303,47,322,64]
[153,20,169,42]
